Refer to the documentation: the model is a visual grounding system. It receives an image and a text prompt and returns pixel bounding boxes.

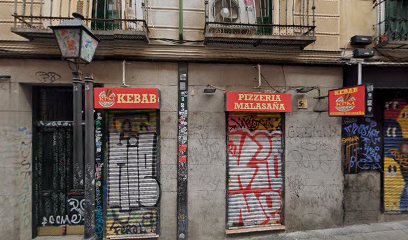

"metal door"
[33,87,84,236]
[106,111,160,238]
[384,98,408,212]
[227,113,284,230]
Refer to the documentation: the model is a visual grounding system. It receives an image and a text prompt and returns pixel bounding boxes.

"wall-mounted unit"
[204,0,316,49]
[209,0,257,25]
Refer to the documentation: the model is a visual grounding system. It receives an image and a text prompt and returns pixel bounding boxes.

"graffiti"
[36,121,73,127]
[95,112,104,239]
[16,127,32,234]
[0,126,33,236]
[288,175,305,197]
[177,65,188,239]
[228,114,281,132]
[342,117,382,173]
[107,113,160,236]
[35,71,61,83]
[106,209,157,235]
[288,147,333,174]
[288,124,338,138]
[384,99,408,212]
[41,198,85,226]
[227,114,283,228]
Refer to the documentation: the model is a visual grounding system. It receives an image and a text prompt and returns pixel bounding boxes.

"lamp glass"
[54,28,81,59]
[80,30,99,63]
[221,8,230,18]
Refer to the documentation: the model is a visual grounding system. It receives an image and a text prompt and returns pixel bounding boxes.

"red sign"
[94,88,160,109]
[329,85,366,116]
[226,92,293,112]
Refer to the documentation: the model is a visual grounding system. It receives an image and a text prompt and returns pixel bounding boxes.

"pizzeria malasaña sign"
[226,92,293,112]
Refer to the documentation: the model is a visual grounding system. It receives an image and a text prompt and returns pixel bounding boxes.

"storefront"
[94,88,161,239]
[224,92,292,233]
[342,65,408,223]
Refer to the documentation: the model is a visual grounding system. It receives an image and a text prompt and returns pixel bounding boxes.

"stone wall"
[0,59,348,239]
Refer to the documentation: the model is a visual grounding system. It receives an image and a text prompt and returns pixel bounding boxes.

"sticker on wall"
[297,96,308,109]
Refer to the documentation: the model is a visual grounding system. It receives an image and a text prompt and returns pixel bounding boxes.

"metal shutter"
[106,111,160,237]
[384,99,408,212]
[227,113,284,230]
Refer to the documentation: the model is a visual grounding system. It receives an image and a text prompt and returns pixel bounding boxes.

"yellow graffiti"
[384,100,408,212]
[397,106,408,138]
[384,156,405,212]
[342,136,359,173]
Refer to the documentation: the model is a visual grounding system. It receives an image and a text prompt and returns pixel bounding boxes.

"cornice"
[0,39,346,65]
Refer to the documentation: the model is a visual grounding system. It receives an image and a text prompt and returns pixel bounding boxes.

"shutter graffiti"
[106,111,160,236]
[227,113,284,229]
[341,117,382,174]
[384,99,408,212]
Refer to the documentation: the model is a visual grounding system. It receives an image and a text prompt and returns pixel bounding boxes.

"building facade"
[0,0,407,240]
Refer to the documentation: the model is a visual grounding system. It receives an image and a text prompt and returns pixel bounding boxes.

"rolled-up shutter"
[106,111,160,238]
[227,113,284,230]
[384,99,408,212]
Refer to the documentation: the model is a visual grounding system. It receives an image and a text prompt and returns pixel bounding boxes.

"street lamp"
[51,12,99,240]
[51,12,99,64]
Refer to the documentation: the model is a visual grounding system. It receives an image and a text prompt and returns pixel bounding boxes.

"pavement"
[250,220,408,240]
[34,221,408,240]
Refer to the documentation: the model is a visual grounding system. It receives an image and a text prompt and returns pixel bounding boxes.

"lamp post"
[50,12,99,240]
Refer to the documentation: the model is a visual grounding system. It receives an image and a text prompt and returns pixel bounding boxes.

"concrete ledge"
[226,225,286,235]
[107,234,159,239]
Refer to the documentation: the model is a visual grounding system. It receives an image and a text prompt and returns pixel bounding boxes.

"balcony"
[12,0,149,42]
[204,0,316,49]
[375,0,408,49]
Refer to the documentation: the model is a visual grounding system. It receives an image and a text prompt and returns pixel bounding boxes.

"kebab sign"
[94,88,160,109]
[328,84,373,117]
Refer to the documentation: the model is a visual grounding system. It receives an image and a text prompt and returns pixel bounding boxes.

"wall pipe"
[357,61,362,85]
[179,0,183,41]
[257,64,262,88]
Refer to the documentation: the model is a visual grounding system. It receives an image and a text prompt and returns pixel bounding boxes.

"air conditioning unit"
[208,0,257,34]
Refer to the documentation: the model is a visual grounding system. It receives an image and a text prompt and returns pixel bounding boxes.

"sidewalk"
[251,221,408,240]
[34,221,408,240]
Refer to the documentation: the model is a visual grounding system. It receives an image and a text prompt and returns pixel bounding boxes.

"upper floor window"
[382,0,408,41]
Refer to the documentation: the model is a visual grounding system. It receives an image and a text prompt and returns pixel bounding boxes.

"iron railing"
[205,0,316,39]
[375,0,408,46]
[13,0,148,33]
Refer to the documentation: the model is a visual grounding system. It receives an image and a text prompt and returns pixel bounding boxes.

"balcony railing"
[375,0,408,49]
[12,0,149,42]
[204,0,316,49]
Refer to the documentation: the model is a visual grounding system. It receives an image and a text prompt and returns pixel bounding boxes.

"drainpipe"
[257,64,262,88]
[357,61,362,85]
[179,0,183,41]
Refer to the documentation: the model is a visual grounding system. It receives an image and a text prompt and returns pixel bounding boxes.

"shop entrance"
[226,113,284,230]
[105,110,160,237]
[383,94,408,213]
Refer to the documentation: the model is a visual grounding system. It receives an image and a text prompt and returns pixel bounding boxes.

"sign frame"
[225,92,293,113]
[328,84,373,117]
[94,88,160,110]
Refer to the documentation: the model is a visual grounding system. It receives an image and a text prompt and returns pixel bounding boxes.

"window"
[384,0,408,41]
